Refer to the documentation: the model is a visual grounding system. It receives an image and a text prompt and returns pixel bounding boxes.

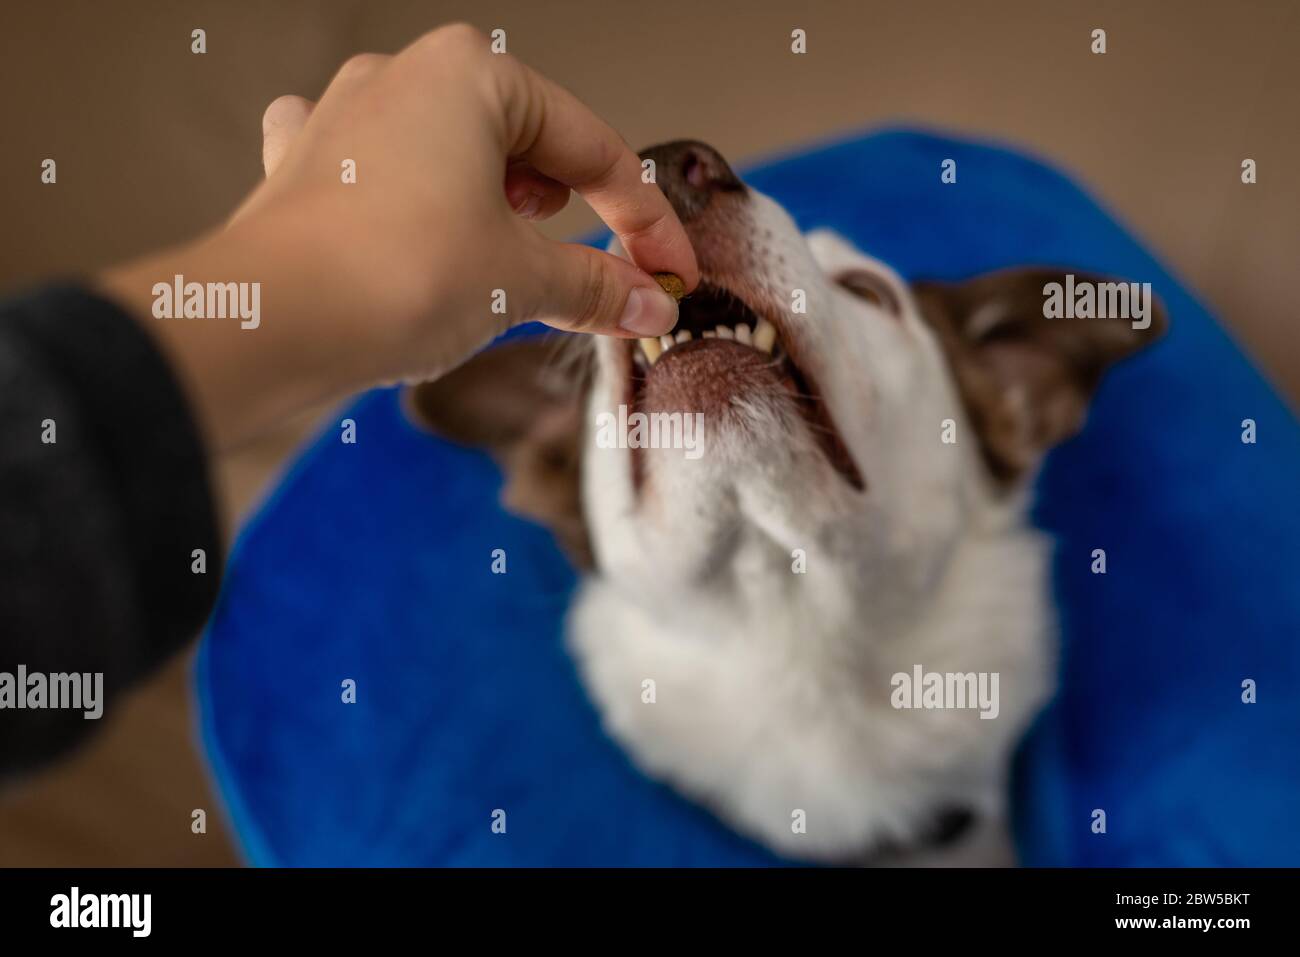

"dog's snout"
[639,140,745,223]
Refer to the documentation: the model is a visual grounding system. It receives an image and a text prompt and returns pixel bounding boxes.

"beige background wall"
[1,0,1295,865]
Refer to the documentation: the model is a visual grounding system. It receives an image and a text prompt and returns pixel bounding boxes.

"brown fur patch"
[910,269,1167,484]
[404,337,594,569]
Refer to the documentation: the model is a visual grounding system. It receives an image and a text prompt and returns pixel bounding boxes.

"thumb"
[527,242,679,339]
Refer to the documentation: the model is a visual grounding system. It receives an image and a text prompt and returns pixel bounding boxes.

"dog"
[407,140,1165,863]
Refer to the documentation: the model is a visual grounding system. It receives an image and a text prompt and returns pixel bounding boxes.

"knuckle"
[416,24,491,83]
[335,52,384,84]
[426,22,486,55]
[589,137,625,189]
[573,257,615,330]
[619,208,672,247]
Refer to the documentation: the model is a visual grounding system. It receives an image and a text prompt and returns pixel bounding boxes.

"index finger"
[486,52,700,292]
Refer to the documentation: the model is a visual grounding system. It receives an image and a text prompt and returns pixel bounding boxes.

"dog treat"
[653,272,686,301]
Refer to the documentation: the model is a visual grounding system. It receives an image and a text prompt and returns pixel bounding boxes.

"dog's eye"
[538,441,572,474]
[836,270,901,318]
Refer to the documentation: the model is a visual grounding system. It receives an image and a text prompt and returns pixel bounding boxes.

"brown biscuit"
[653,272,686,301]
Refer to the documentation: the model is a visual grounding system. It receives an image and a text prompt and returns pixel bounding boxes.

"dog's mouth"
[621,283,864,491]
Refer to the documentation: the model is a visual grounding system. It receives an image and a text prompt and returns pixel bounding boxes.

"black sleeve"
[0,285,224,780]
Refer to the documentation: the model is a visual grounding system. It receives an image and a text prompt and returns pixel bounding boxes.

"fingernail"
[618,286,677,336]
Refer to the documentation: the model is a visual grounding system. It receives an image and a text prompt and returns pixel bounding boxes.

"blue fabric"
[196,128,1300,867]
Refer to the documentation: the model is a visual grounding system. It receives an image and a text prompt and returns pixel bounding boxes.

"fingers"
[525,240,679,338]
[261,95,315,177]
[227,93,314,226]
[462,33,698,291]
[503,161,571,220]
[260,50,386,178]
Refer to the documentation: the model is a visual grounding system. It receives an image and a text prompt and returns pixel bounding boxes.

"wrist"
[97,209,378,450]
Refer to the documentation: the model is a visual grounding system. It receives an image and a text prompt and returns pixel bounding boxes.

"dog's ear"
[911,269,1167,485]
[403,336,594,569]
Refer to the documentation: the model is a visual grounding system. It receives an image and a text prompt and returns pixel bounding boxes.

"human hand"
[100,23,697,448]
[241,23,697,365]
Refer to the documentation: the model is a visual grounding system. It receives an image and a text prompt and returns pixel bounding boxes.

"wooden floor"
[1,0,1295,866]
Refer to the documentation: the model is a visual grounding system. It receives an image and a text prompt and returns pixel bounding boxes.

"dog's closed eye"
[835,269,902,318]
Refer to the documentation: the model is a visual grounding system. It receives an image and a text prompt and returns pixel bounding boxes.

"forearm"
[96,200,407,452]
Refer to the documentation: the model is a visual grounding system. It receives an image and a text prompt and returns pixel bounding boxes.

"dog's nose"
[639,140,746,223]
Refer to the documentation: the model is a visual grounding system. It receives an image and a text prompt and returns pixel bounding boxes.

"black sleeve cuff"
[0,284,224,775]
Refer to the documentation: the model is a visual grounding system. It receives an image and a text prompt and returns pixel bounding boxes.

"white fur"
[567,193,1055,862]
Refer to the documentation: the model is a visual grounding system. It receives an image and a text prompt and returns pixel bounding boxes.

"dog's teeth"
[675,330,693,344]
[659,334,674,352]
[716,325,734,339]
[640,337,662,364]
[735,324,752,345]
[701,330,716,338]
[753,319,777,353]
